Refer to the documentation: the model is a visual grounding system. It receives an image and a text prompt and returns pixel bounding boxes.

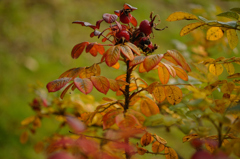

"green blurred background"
[0,0,239,158]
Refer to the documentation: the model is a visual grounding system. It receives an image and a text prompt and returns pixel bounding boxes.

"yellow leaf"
[166,11,198,21]
[206,27,223,41]
[140,97,160,117]
[223,63,235,75]
[152,141,165,153]
[111,61,120,69]
[209,63,223,76]
[173,66,188,81]
[152,85,166,103]
[227,73,240,79]
[20,131,28,144]
[165,147,178,159]
[227,29,238,49]
[164,86,182,105]
[221,82,235,94]
[21,116,35,126]
[158,64,170,84]
[180,22,205,36]
[182,134,199,143]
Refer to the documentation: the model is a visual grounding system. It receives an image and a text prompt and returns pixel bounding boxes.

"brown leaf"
[152,141,165,153]
[140,132,153,146]
[165,85,182,105]
[165,147,178,159]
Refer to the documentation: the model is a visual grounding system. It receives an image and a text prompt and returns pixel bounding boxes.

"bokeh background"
[1,0,239,158]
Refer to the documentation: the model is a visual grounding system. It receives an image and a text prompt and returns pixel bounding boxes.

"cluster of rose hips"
[73,4,167,54]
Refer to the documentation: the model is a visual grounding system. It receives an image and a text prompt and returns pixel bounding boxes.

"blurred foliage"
[0,0,240,159]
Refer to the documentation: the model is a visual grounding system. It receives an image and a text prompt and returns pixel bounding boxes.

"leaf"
[166,12,198,21]
[62,67,85,79]
[130,16,138,27]
[206,27,223,41]
[227,29,238,49]
[86,43,105,56]
[74,78,93,94]
[108,78,119,92]
[147,81,159,94]
[123,3,137,11]
[173,66,188,81]
[125,42,141,55]
[227,73,240,79]
[111,62,120,69]
[223,62,235,75]
[90,76,110,94]
[120,45,134,61]
[129,56,146,67]
[21,116,35,126]
[139,63,147,73]
[143,54,163,72]
[154,135,167,145]
[161,62,176,77]
[66,115,86,133]
[137,147,148,155]
[140,132,153,146]
[140,97,160,117]
[221,82,235,94]
[127,109,145,125]
[20,131,28,144]
[233,142,240,157]
[152,85,166,103]
[105,46,121,66]
[102,13,118,23]
[217,11,239,20]
[34,141,44,154]
[209,63,223,76]
[182,134,199,143]
[102,109,122,130]
[60,83,74,99]
[158,64,170,84]
[115,113,140,129]
[152,141,165,153]
[180,22,205,36]
[165,86,182,105]
[230,7,240,14]
[72,21,96,29]
[71,42,89,59]
[165,147,179,159]
[46,78,71,92]
[165,50,191,72]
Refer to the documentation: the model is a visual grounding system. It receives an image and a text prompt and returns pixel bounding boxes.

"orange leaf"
[108,78,120,92]
[125,42,141,55]
[130,16,138,27]
[105,45,121,66]
[102,109,122,130]
[147,81,159,94]
[71,42,89,59]
[120,45,134,61]
[140,132,153,146]
[137,147,148,155]
[34,141,44,154]
[95,44,105,55]
[165,147,178,159]
[115,113,140,129]
[140,97,160,117]
[182,134,199,143]
[111,61,120,69]
[20,131,28,144]
[139,63,147,73]
[59,68,76,78]
[158,64,170,84]
[143,54,163,72]
[152,85,166,103]
[46,78,71,92]
[127,109,145,125]
[165,50,191,72]
[115,74,126,81]
[90,76,110,94]
[152,141,165,153]
[161,62,176,77]
[129,56,146,67]
[74,78,93,94]
[173,66,188,81]
[86,42,98,56]
[165,85,182,105]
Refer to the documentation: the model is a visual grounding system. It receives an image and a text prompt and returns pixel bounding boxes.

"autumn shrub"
[21,4,240,159]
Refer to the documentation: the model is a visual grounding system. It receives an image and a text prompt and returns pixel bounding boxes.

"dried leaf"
[140,132,153,146]
[227,29,238,49]
[90,76,110,94]
[115,113,140,129]
[140,97,160,117]
[152,141,165,153]
[182,134,199,143]
[154,135,167,145]
[209,63,223,76]
[165,147,178,159]
[152,85,166,103]
[74,78,93,94]
[206,27,223,41]
[165,85,182,105]
[166,11,198,21]
[180,22,205,36]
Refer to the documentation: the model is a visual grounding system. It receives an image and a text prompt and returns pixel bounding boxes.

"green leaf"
[227,104,240,112]
[198,16,209,23]
[230,8,240,14]
[144,114,164,126]
[217,11,239,20]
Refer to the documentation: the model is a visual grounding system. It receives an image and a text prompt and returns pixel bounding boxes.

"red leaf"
[90,76,110,94]
[115,113,140,129]
[143,54,163,72]
[71,42,89,59]
[75,138,99,155]
[86,42,97,56]
[105,46,121,66]
[95,19,103,29]
[74,78,93,94]
[129,56,146,66]
[72,21,96,29]
[130,16,138,27]
[66,115,86,133]
[48,152,76,159]
[102,13,118,23]
[120,45,134,61]
[108,78,120,92]
[102,109,122,130]
[46,78,71,92]
[123,3,137,11]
